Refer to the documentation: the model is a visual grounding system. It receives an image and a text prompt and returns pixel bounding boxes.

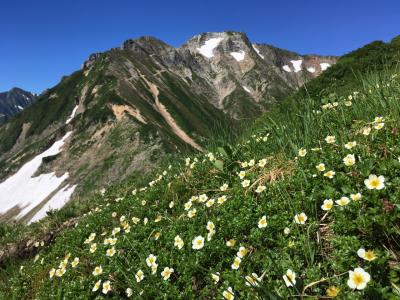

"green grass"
[1,66,400,299]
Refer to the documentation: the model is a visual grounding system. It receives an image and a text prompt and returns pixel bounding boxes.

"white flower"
[237,246,248,258]
[135,269,144,282]
[146,254,157,267]
[223,287,235,300]
[92,280,101,292]
[102,280,112,294]
[321,199,333,211]
[350,193,362,201]
[188,208,197,218]
[126,288,133,297]
[362,127,371,136]
[231,256,241,270]
[345,141,357,149]
[211,273,220,283]
[325,135,336,144]
[258,158,267,167]
[255,185,266,193]
[258,215,267,228]
[226,239,236,247]
[206,199,215,207]
[192,236,205,250]
[220,183,229,191]
[298,148,307,157]
[284,227,290,235]
[283,269,296,287]
[184,201,193,210]
[316,163,325,172]
[336,196,350,206]
[217,195,227,204]
[364,174,385,190]
[174,235,184,249]
[206,221,215,231]
[106,247,116,257]
[343,154,356,166]
[294,213,307,224]
[347,267,371,290]
[241,180,250,188]
[198,194,208,203]
[239,171,246,179]
[245,273,261,287]
[49,268,56,278]
[161,267,174,280]
[357,248,377,261]
[92,266,103,276]
[71,257,79,268]
[323,170,335,179]
[374,122,384,130]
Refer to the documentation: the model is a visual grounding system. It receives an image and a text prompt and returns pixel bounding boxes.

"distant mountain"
[0,87,36,125]
[0,31,337,223]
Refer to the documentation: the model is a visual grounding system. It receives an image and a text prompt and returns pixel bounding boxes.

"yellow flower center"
[370,179,380,188]
[353,273,364,286]
[364,250,376,261]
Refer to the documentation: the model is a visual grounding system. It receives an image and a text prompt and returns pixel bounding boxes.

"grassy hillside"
[1,37,400,299]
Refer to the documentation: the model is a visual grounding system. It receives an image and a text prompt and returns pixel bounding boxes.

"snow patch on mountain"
[230,50,245,62]
[66,105,79,124]
[282,65,292,72]
[320,63,331,71]
[29,184,77,223]
[242,86,251,93]
[291,60,303,72]
[307,67,316,73]
[197,37,223,58]
[252,45,264,59]
[0,132,73,221]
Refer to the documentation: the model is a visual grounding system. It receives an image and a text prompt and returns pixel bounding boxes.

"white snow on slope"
[252,45,264,59]
[242,86,251,93]
[0,132,72,220]
[66,105,79,124]
[29,184,77,223]
[230,50,245,62]
[197,37,224,58]
[17,105,24,110]
[291,60,303,72]
[307,67,316,73]
[282,65,292,72]
[320,63,331,71]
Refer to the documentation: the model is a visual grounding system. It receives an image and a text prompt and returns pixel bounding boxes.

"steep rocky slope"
[0,31,336,223]
[0,88,36,125]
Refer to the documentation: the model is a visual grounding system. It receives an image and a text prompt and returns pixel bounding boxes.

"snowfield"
[307,67,316,73]
[66,105,79,124]
[0,132,73,222]
[290,60,303,72]
[29,184,77,223]
[282,65,292,72]
[252,45,265,59]
[197,37,224,58]
[320,62,331,71]
[230,50,245,62]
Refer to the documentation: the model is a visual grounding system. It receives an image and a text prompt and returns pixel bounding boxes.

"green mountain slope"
[1,37,399,299]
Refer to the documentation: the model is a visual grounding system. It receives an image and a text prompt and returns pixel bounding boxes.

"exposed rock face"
[0,31,337,223]
[0,88,36,125]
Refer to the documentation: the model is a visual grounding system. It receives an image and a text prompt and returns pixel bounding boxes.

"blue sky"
[1,0,399,93]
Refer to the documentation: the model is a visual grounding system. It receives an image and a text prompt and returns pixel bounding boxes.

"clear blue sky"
[1,0,399,93]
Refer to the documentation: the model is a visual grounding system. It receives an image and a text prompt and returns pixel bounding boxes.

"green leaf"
[213,160,224,171]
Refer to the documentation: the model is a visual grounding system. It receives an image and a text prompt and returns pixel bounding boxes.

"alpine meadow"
[1,3,400,299]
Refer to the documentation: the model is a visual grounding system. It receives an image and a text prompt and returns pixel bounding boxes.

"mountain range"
[0,31,337,223]
[0,88,36,125]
